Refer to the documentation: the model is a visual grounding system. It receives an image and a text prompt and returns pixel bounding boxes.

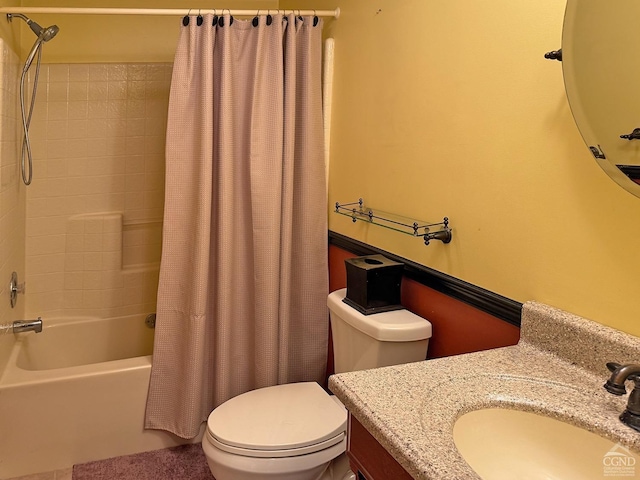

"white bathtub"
[0,314,193,478]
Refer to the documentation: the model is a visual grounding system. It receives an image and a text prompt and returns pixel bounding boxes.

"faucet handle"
[9,271,25,308]
[607,362,640,381]
[607,362,621,372]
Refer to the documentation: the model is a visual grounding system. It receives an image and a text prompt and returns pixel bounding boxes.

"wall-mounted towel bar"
[334,199,452,246]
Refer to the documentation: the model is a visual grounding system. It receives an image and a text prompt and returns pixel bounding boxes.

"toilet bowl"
[203,288,432,480]
[203,382,348,480]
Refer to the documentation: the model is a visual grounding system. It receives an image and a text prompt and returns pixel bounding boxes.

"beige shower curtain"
[145,13,328,439]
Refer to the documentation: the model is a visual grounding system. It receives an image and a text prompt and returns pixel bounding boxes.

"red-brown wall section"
[328,244,520,365]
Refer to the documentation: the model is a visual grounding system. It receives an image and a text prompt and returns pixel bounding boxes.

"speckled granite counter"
[329,301,640,479]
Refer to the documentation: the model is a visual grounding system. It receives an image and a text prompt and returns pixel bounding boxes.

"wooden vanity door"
[346,413,414,480]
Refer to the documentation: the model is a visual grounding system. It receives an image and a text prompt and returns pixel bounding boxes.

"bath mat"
[72,443,213,480]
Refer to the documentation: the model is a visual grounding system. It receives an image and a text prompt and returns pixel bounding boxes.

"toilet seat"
[206,382,347,459]
[207,431,345,458]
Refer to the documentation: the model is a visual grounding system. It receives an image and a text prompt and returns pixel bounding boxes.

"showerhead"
[33,23,59,42]
[7,13,59,41]
[7,14,60,72]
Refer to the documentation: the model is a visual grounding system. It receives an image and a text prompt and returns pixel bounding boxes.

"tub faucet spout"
[604,362,640,432]
[12,317,42,334]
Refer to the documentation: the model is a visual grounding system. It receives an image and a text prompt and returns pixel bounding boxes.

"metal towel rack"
[334,199,452,246]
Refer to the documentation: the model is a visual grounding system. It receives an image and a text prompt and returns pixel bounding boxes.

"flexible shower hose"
[19,43,43,186]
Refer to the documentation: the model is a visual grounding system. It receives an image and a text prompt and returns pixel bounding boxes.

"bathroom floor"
[4,444,212,480]
[5,452,353,480]
[5,469,72,480]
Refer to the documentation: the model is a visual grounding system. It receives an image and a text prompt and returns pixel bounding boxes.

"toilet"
[202,288,432,480]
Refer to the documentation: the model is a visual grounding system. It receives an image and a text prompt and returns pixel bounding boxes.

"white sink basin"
[454,408,640,480]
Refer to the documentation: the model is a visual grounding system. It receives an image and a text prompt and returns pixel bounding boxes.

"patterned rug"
[72,444,213,480]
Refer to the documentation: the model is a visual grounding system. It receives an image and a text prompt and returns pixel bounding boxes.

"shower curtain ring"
[253,10,260,27]
[212,9,218,26]
[183,9,191,26]
[224,9,234,25]
[197,10,203,26]
[267,9,273,26]
[217,9,229,27]
[313,10,319,26]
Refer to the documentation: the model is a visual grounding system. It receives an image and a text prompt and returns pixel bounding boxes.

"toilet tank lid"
[328,289,432,342]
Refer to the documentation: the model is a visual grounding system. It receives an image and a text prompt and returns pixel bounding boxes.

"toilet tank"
[328,288,432,374]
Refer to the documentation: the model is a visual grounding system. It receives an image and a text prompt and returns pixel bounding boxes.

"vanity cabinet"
[347,413,413,480]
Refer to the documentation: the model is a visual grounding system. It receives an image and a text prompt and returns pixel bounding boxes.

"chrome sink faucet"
[12,317,43,334]
[604,362,640,432]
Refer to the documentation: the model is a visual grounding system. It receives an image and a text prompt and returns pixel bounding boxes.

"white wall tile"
[48,81,69,102]
[88,64,108,82]
[69,64,89,82]
[47,101,69,120]
[87,100,107,119]
[0,43,23,344]
[68,82,88,101]
[82,271,103,290]
[27,253,65,274]
[107,64,127,81]
[68,101,89,120]
[63,273,83,291]
[67,119,88,139]
[88,81,108,100]
[24,63,169,319]
[47,120,69,140]
[48,64,70,83]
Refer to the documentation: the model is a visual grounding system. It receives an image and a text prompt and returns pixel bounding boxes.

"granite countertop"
[328,301,640,480]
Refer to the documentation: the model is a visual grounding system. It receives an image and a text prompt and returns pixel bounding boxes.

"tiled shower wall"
[0,39,24,373]
[25,63,171,319]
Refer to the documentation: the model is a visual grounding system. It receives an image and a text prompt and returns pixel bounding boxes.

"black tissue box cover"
[343,254,404,315]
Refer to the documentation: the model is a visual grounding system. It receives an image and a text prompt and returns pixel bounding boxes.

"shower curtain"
[145,13,328,439]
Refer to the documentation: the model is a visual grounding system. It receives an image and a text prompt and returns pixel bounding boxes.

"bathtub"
[0,314,193,478]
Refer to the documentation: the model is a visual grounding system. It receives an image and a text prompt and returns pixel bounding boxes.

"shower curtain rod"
[0,7,340,18]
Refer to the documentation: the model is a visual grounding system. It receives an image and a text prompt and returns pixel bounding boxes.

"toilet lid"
[207,382,347,456]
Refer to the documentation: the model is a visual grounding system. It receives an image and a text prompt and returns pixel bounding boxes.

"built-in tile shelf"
[123,220,162,268]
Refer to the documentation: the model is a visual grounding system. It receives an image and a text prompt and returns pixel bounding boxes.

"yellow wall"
[6,1,640,335]
[283,0,640,336]
[0,0,20,51]
[18,0,278,62]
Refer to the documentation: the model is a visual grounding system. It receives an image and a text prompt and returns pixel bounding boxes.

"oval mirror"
[562,0,640,197]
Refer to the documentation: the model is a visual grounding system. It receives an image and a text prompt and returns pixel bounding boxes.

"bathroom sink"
[453,408,640,480]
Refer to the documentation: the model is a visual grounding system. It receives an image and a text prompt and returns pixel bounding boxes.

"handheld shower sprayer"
[6,13,60,185]
[25,24,59,71]
[8,13,59,69]
[8,13,56,37]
